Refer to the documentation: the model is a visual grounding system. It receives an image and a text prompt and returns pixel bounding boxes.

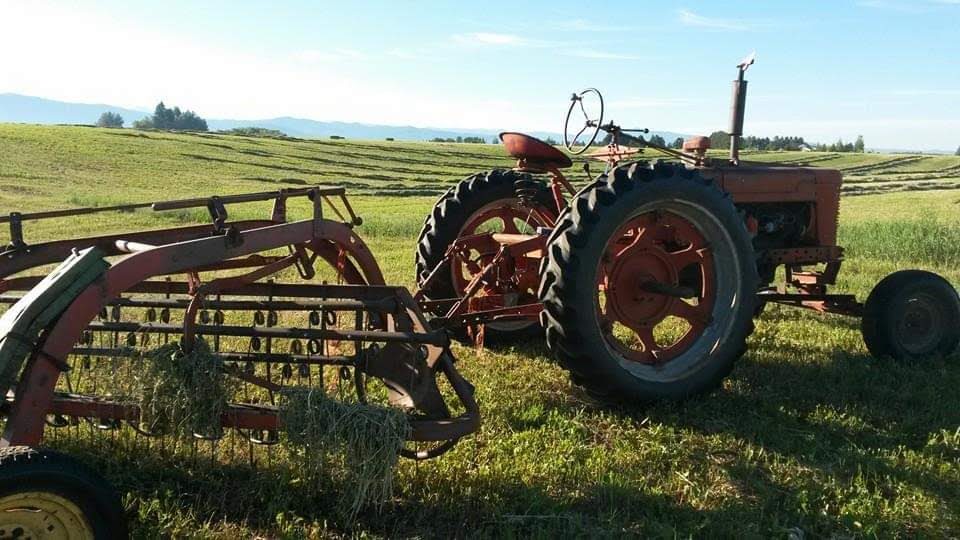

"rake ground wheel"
[539,162,758,403]
[415,169,556,341]
[0,446,127,539]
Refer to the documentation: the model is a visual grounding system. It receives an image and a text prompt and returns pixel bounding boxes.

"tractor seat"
[499,132,573,170]
[683,136,711,153]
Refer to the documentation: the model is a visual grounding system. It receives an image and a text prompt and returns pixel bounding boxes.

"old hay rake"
[0,187,478,535]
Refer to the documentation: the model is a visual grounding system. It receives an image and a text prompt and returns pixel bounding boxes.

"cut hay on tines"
[135,338,228,438]
[280,387,411,518]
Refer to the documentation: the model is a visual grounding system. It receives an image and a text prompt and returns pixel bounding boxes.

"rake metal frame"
[0,187,479,452]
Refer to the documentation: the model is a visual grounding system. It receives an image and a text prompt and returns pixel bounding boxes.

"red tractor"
[415,54,960,403]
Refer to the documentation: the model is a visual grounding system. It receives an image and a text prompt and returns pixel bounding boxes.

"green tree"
[708,131,730,149]
[96,111,124,128]
[648,134,666,147]
[671,137,684,149]
[955,145,960,156]
[133,101,208,131]
[854,135,865,153]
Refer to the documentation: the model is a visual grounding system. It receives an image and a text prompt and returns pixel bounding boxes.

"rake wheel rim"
[0,492,94,540]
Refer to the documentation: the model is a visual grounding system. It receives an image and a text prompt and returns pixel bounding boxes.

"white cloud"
[677,9,748,31]
[889,89,960,96]
[856,0,928,12]
[0,3,568,132]
[294,48,366,64]
[564,49,642,60]
[386,48,418,60]
[611,98,698,109]
[552,19,631,32]
[453,32,528,46]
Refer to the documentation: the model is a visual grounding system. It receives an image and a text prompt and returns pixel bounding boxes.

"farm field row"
[0,124,958,537]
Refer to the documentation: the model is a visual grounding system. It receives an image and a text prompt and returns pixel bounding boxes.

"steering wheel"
[564,88,605,155]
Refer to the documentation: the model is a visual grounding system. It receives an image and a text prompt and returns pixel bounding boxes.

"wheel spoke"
[668,246,709,269]
[501,217,520,235]
[578,99,590,122]
[671,300,711,330]
[573,124,590,145]
[626,323,661,363]
[610,220,655,256]
[633,324,657,350]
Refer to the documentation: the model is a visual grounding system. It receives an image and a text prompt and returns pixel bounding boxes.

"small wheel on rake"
[862,270,960,361]
[401,438,460,461]
[416,169,557,343]
[0,446,128,539]
[350,348,464,461]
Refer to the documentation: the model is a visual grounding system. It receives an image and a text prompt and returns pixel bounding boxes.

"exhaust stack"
[729,52,755,165]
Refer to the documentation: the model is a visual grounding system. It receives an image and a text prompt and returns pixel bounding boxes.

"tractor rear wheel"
[539,162,758,403]
[862,270,960,361]
[415,169,556,341]
[0,446,127,539]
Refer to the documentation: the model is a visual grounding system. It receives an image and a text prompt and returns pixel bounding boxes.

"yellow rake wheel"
[0,447,126,538]
[0,492,94,540]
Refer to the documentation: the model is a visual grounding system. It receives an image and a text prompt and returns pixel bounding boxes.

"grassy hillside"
[743,150,960,196]
[1,124,959,537]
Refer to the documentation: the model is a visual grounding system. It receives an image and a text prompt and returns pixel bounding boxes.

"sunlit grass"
[1,125,958,537]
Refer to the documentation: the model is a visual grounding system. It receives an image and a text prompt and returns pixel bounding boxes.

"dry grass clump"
[280,387,411,518]
[136,338,228,438]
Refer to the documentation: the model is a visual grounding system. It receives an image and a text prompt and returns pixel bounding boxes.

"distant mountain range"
[0,93,689,144]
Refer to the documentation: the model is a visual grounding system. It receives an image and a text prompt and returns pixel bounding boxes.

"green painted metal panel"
[0,247,110,394]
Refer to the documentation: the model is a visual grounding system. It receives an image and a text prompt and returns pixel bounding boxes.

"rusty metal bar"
[70,347,357,366]
[0,294,397,313]
[114,240,156,253]
[150,187,344,212]
[85,321,448,346]
[16,351,481,442]
[0,202,154,223]
[758,292,862,317]
[2,279,402,302]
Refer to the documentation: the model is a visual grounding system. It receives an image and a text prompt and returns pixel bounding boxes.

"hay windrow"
[136,338,228,438]
[280,387,411,518]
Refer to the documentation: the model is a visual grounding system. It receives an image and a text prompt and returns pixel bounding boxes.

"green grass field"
[2,124,960,538]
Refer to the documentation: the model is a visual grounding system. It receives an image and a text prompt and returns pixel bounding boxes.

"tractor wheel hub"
[606,246,677,326]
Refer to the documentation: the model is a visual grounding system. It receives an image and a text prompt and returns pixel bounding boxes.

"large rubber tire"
[862,270,960,361]
[0,446,127,538]
[539,162,758,403]
[415,169,555,341]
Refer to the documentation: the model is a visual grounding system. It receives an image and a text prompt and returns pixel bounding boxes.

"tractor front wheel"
[862,270,960,361]
[539,162,758,403]
[415,169,556,341]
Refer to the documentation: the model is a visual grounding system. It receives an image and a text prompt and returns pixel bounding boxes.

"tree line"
[133,102,208,131]
[706,131,865,153]
[96,102,209,131]
[429,136,490,144]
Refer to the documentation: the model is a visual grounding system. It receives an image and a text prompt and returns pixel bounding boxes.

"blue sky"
[1,0,958,150]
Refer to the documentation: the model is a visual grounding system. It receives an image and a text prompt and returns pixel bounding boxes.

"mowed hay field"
[1,124,960,537]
